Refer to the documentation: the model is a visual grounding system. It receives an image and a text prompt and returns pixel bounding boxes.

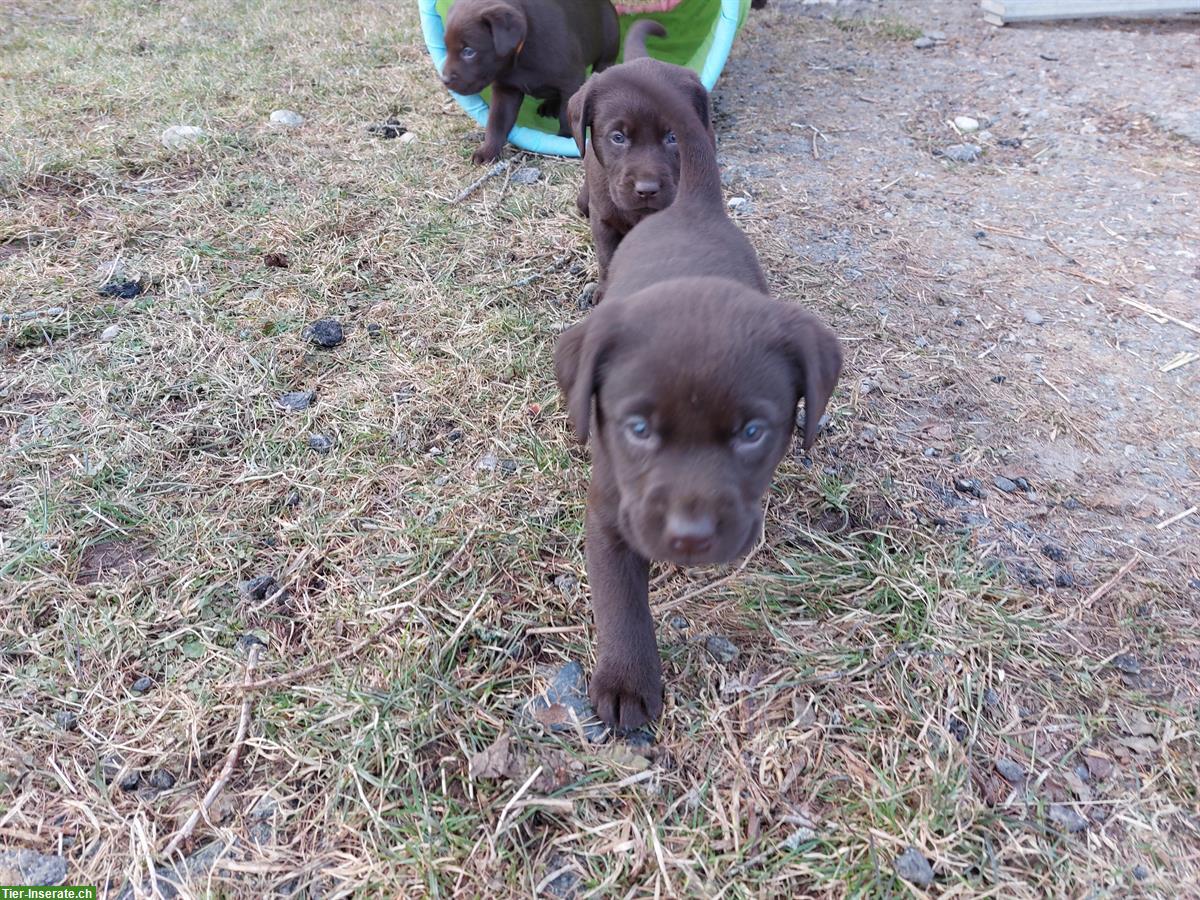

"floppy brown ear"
[567,82,594,158]
[672,70,713,145]
[484,3,526,57]
[554,319,595,443]
[777,305,842,449]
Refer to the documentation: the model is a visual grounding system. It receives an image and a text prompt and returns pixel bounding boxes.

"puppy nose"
[634,179,660,199]
[666,512,716,557]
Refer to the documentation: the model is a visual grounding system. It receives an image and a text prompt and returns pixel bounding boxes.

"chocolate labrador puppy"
[441,0,620,164]
[555,60,842,731]
[570,21,717,297]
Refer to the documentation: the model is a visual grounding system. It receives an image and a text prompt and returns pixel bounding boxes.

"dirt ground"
[2,0,1198,896]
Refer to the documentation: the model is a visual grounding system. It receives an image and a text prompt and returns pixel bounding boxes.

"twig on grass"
[162,643,262,858]
[233,529,477,692]
[1120,297,1200,338]
[1084,553,1140,605]
[452,160,511,204]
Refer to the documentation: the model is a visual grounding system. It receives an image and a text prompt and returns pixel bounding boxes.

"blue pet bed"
[420,0,751,158]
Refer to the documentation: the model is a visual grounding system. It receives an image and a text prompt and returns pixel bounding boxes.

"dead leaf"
[1084,752,1114,781]
[1118,708,1155,737]
[597,745,651,772]
[469,734,523,780]
[1062,768,1092,802]
[533,703,575,728]
[1114,735,1158,755]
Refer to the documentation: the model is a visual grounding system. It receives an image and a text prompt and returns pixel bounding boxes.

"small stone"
[367,323,383,339]
[998,136,1022,148]
[99,278,143,299]
[99,324,121,342]
[161,124,206,148]
[304,318,344,349]
[993,476,1019,494]
[913,36,935,49]
[398,131,417,144]
[1041,544,1066,562]
[510,166,540,184]
[995,757,1025,782]
[668,614,689,631]
[703,634,739,665]
[894,847,934,887]
[131,675,153,694]
[1048,803,1088,833]
[118,770,141,791]
[781,825,817,850]
[476,452,499,472]
[276,390,315,411]
[940,143,982,163]
[553,573,578,596]
[148,769,176,790]
[914,336,928,348]
[727,196,750,210]
[1024,310,1045,325]
[0,849,68,886]
[269,109,304,127]
[984,687,1000,707]
[947,716,967,743]
[1073,763,1090,784]
[264,251,289,268]
[54,710,79,731]
[925,30,947,41]
[954,115,980,133]
[239,575,279,602]
[497,458,517,476]
[955,478,985,499]
[308,433,333,454]
[578,282,598,309]
[367,117,406,139]
[1132,864,1149,881]
[1111,653,1140,675]
[991,374,1007,384]
[1055,571,1075,588]
[526,660,605,743]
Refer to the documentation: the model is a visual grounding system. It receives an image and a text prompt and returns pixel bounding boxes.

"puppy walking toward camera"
[440,0,620,163]
[570,21,716,297]
[555,60,843,731]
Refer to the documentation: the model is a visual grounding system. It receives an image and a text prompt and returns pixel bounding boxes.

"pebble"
[1073,763,1091,784]
[727,196,750,211]
[993,476,1019,494]
[527,660,606,743]
[894,847,934,887]
[276,390,315,412]
[308,433,333,454]
[704,634,739,665]
[239,574,278,602]
[954,115,980,133]
[1055,571,1075,588]
[941,143,982,163]
[118,770,141,792]
[367,323,383,339]
[54,710,79,731]
[0,849,68,886]
[947,715,968,743]
[510,166,541,184]
[264,251,289,268]
[1111,653,1140,675]
[781,825,817,850]
[1048,803,1088,833]
[304,318,344,349]
[148,769,176,790]
[131,675,153,694]
[995,757,1026,782]
[99,278,143,299]
[984,687,1000,707]
[1132,864,1149,881]
[1024,310,1045,325]
[161,124,206,148]
[925,30,947,41]
[269,109,304,127]
[398,131,417,144]
[1041,544,1066,562]
[578,282,598,308]
[668,614,689,631]
[955,478,985,499]
[99,324,121,342]
[998,136,1023,148]
[367,117,406,139]
[913,36,935,49]
[476,452,499,472]
[553,573,578,595]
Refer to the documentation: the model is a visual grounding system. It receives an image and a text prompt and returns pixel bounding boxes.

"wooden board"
[982,0,1200,25]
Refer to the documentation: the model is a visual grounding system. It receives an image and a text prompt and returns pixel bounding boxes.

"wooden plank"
[982,0,1200,24]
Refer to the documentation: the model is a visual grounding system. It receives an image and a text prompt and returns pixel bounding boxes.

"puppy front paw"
[589,651,663,731]
[536,97,561,120]
[472,143,503,165]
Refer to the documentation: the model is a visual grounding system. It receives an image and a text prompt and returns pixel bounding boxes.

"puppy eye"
[737,421,768,446]
[625,415,652,441]
[610,131,627,145]
[461,47,477,60]
[664,131,677,145]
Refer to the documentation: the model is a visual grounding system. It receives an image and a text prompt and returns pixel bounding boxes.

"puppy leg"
[590,213,622,301]
[536,91,561,121]
[473,84,523,165]
[585,490,663,731]
[576,178,590,219]
[556,77,584,138]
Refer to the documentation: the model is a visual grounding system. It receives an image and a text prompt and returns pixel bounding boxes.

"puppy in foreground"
[440,0,620,164]
[570,21,717,293]
[555,61,843,731]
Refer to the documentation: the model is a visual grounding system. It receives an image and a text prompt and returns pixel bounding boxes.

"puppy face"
[556,279,842,567]
[441,0,527,95]
[569,60,713,216]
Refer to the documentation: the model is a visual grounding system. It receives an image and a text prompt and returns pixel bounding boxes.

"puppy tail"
[623,20,666,61]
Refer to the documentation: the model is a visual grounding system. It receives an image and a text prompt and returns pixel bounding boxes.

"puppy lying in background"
[441,0,620,164]
[570,20,716,297]
[555,60,842,731]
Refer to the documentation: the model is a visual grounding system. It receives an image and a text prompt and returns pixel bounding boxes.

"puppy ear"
[484,4,526,57]
[673,71,713,143]
[776,305,842,450]
[554,319,595,442]
[567,82,594,158]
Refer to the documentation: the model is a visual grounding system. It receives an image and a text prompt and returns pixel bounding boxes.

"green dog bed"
[421,0,752,157]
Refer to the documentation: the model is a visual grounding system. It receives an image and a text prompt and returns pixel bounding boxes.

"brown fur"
[555,61,843,732]
[441,0,620,164]
[569,25,716,299]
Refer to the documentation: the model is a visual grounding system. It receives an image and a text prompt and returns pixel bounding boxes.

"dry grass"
[2,1,1198,897]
